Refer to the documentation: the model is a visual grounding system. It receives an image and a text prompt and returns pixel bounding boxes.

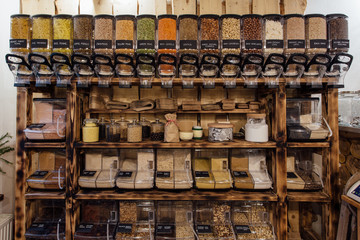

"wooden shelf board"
[87,109,260,114]
[25,142,66,149]
[287,191,331,203]
[342,195,360,209]
[74,189,278,201]
[75,139,277,149]
[287,142,330,148]
[25,190,66,200]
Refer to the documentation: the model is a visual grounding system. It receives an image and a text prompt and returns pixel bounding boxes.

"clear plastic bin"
[135,150,155,189]
[116,151,137,189]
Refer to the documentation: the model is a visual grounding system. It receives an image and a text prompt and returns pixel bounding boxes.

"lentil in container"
[178,15,198,55]
[136,15,156,55]
[158,15,177,55]
[115,15,135,56]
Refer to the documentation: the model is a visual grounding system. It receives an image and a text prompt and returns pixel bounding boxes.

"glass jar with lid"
[241,14,263,55]
[31,14,53,56]
[284,14,305,55]
[244,113,269,142]
[73,14,93,56]
[127,119,142,143]
[98,117,108,141]
[117,117,129,141]
[263,14,284,56]
[305,14,327,55]
[140,117,151,140]
[327,14,349,54]
[150,119,164,141]
[10,14,31,56]
[52,14,73,57]
[106,119,120,142]
[94,14,114,56]
[115,15,135,56]
[82,118,99,143]
[192,126,203,140]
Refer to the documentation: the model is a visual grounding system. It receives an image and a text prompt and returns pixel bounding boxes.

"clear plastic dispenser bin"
[174,201,196,240]
[179,54,198,89]
[220,54,241,89]
[24,98,66,141]
[158,54,177,89]
[326,53,353,89]
[50,53,73,88]
[284,53,308,88]
[116,201,155,239]
[74,200,118,240]
[93,54,114,88]
[72,54,94,88]
[304,54,331,89]
[25,200,65,240]
[28,53,54,87]
[248,149,272,189]
[136,54,155,88]
[156,201,176,240]
[286,98,331,141]
[135,150,155,189]
[262,53,286,88]
[27,150,65,190]
[5,54,32,87]
[286,155,305,190]
[116,149,137,189]
[95,150,119,189]
[241,54,264,88]
[200,54,220,89]
[115,54,135,88]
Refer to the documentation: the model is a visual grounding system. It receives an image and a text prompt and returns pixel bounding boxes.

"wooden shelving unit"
[14,78,339,240]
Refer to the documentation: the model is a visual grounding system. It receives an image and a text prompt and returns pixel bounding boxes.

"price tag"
[31,39,48,48]
[195,171,210,178]
[287,172,298,179]
[10,39,27,48]
[77,224,93,233]
[30,171,49,178]
[201,40,218,50]
[74,40,91,49]
[117,171,133,177]
[95,40,112,49]
[266,40,284,48]
[332,39,349,49]
[235,225,251,234]
[117,224,132,233]
[159,40,176,49]
[116,40,133,49]
[137,40,155,49]
[233,171,248,178]
[53,39,70,49]
[222,39,240,49]
[310,39,327,48]
[245,40,262,49]
[157,171,171,178]
[157,225,173,233]
[197,225,212,234]
[81,171,97,177]
[288,40,305,48]
[180,40,197,49]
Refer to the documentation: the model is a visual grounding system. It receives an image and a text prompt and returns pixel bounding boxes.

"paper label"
[222,39,240,49]
[53,39,70,49]
[235,225,251,234]
[201,40,218,50]
[116,40,133,49]
[137,40,155,49]
[10,39,27,48]
[159,40,176,49]
[266,40,284,48]
[31,39,48,48]
[195,171,210,178]
[74,40,91,49]
[95,40,112,49]
[245,40,262,49]
[180,40,197,49]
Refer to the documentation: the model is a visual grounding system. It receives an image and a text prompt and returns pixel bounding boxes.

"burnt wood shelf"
[287,191,331,203]
[75,139,278,149]
[87,109,261,114]
[287,142,331,148]
[74,189,278,201]
[24,142,66,149]
[25,190,66,200]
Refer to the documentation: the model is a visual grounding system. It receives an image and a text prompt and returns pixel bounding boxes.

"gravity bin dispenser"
[93,54,114,88]
[5,53,32,87]
[72,54,94,88]
[179,54,198,89]
[304,54,331,89]
[200,54,220,89]
[284,54,308,88]
[29,53,54,87]
[241,54,264,88]
[262,53,286,88]
[220,54,241,89]
[326,53,353,88]
[115,54,135,88]
[136,54,156,88]
[158,54,177,89]
[50,53,74,88]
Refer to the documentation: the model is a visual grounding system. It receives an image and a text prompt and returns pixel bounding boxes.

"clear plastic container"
[199,15,220,57]
[193,157,215,189]
[174,149,193,189]
[94,14,114,56]
[128,119,142,143]
[25,200,66,240]
[156,201,176,239]
[248,149,272,189]
[242,14,263,55]
[286,155,305,190]
[116,150,137,189]
[83,118,99,143]
[231,150,254,189]
[245,114,269,143]
[136,15,156,56]
[31,14,52,56]
[327,14,349,54]
[115,15,135,56]
[211,156,233,189]
[178,14,198,56]
[287,98,330,141]
[73,14,93,56]
[98,117,108,141]
[263,14,284,56]
[78,151,102,188]
[305,14,327,55]
[96,151,119,188]
[24,98,66,141]
[284,14,305,55]
[140,117,151,140]
[27,150,66,190]
[10,14,31,56]
[106,119,120,142]
[135,150,155,189]
[52,14,73,57]
[326,53,353,89]
[158,14,177,56]
[156,149,175,189]
[150,119,164,141]
[117,117,129,141]
[208,123,234,142]
[221,14,241,56]
[174,201,195,239]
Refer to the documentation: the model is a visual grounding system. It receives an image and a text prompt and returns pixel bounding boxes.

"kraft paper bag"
[164,113,180,143]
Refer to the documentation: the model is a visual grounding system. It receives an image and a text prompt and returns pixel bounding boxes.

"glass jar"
[140,117,151,140]
[73,14,93,56]
[82,119,99,142]
[208,123,234,142]
[305,14,327,55]
[136,15,156,55]
[31,14,53,56]
[284,14,305,55]
[10,14,31,55]
[106,119,120,142]
[150,119,164,141]
[244,113,268,142]
[158,14,177,55]
[192,126,203,140]
[241,14,263,55]
[327,14,349,54]
[178,14,198,56]
[221,14,241,56]
[127,119,142,143]
[52,14,73,57]
[115,15,135,56]
[263,14,284,56]
[199,15,220,57]
[98,117,108,141]
[117,117,129,141]
[94,14,114,56]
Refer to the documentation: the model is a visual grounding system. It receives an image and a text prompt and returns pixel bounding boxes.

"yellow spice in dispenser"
[231,157,254,189]
[194,158,215,189]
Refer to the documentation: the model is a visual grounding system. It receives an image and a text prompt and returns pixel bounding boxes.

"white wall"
[0,1,19,214]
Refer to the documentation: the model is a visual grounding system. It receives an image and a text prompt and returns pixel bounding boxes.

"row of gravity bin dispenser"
[5,51,353,89]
